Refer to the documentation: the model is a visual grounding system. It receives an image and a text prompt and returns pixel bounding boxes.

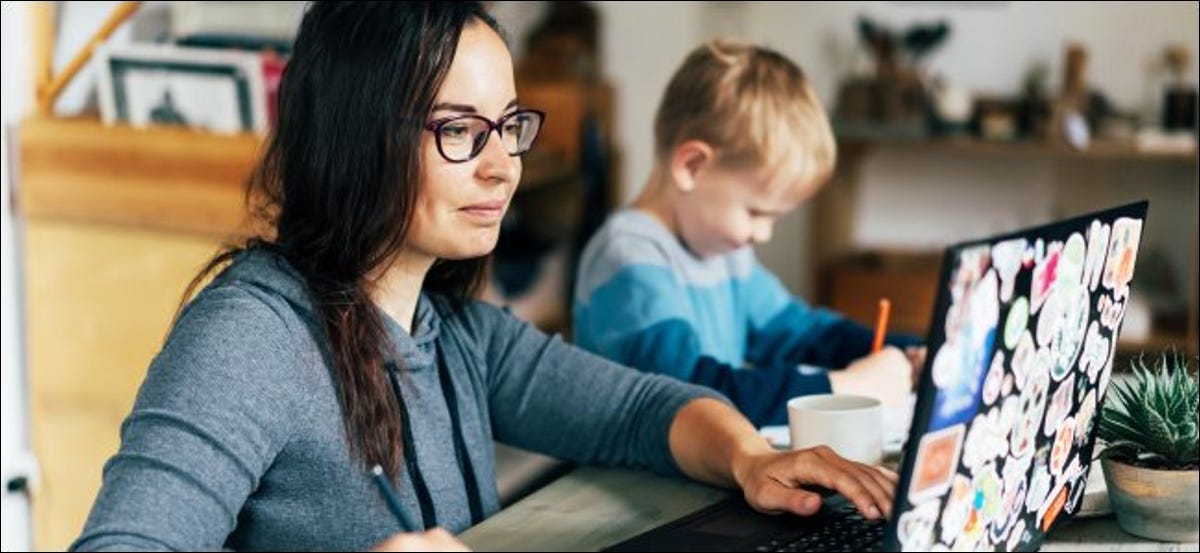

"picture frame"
[96,43,267,135]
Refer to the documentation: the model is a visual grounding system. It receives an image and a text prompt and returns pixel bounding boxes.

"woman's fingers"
[804,447,893,520]
[743,447,902,521]
[748,481,824,517]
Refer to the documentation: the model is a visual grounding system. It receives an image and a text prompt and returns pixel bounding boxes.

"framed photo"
[97,43,267,135]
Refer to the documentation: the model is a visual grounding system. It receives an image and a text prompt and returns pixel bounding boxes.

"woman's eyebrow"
[431,99,519,113]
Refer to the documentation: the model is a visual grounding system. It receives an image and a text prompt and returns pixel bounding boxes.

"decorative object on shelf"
[1018,62,1052,140]
[96,43,268,135]
[834,16,949,139]
[1161,44,1198,134]
[929,77,972,136]
[1047,43,1121,151]
[974,96,1021,142]
[1051,43,1092,149]
[1097,352,1199,542]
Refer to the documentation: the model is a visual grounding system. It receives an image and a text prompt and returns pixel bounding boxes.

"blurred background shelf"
[812,137,1199,361]
[838,136,1198,164]
[1117,331,1195,355]
[19,115,262,238]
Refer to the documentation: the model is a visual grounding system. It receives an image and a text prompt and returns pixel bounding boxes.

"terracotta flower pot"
[1101,457,1199,542]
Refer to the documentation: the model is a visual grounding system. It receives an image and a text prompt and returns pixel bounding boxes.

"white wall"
[596,1,706,201]
[2,2,32,550]
[747,1,1199,120]
[597,1,1199,297]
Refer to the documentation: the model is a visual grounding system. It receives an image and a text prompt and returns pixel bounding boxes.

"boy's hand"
[827,347,911,407]
[731,447,897,520]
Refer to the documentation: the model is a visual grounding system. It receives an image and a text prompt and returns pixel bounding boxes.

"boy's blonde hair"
[654,38,836,188]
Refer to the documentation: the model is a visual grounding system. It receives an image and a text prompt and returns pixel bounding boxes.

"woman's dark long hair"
[181,2,503,480]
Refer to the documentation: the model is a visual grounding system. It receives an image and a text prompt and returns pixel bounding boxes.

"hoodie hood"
[216,247,439,371]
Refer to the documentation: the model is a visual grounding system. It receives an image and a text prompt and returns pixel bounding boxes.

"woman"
[72,3,897,551]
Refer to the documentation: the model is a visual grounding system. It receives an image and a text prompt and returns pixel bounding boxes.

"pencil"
[371,464,420,532]
[872,298,891,353]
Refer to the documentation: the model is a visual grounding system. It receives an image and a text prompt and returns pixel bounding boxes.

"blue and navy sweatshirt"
[573,209,919,427]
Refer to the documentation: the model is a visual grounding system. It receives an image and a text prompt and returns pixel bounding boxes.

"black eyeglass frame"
[423,109,546,163]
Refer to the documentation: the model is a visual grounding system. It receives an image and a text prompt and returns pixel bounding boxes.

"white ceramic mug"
[787,394,884,465]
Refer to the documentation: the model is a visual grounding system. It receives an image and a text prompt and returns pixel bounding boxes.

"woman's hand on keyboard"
[731,446,898,521]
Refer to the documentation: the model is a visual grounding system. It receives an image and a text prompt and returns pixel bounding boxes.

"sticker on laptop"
[1080,321,1109,384]
[931,270,998,429]
[1050,416,1076,475]
[1084,220,1110,292]
[908,424,965,504]
[1098,293,1126,331]
[1043,374,1075,437]
[1010,330,1035,390]
[983,351,1005,406]
[1011,370,1049,459]
[1038,480,1070,532]
[963,412,1007,469]
[1002,454,1032,500]
[973,464,1003,524]
[938,474,974,545]
[1025,461,1052,513]
[1006,518,1029,551]
[1058,233,1087,288]
[1035,288,1064,350]
[991,477,1026,545]
[1031,241,1062,313]
[992,238,1026,302]
[1048,284,1088,380]
[954,467,996,550]
[896,499,939,551]
[1004,296,1029,350]
[998,395,1019,442]
[1103,217,1143,300]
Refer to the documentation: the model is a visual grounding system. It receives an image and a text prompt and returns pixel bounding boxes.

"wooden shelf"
[1116,331,1197,356]
[18,116,264,238]
[838,136,1198,164]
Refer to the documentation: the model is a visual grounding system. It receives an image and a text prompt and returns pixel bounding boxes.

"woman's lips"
[459,201,506,223]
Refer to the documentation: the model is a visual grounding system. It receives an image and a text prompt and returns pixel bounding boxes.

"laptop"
[606,201,1149,552]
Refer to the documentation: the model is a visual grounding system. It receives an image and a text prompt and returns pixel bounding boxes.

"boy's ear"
[669,140,716,193]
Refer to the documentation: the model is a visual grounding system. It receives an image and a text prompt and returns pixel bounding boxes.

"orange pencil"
[872,298,891,353]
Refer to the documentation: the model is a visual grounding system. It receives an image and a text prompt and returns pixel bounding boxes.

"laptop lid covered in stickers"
[884,201,1148,552]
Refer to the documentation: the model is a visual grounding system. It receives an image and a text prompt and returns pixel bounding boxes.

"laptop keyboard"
[752,503,886,552]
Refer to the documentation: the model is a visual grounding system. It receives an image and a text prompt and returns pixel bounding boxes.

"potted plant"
[1097,352,1198,542]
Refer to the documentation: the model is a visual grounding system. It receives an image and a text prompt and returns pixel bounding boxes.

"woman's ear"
[669,140,715,193]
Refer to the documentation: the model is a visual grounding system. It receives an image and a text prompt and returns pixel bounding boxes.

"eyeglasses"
[424,109,545,163]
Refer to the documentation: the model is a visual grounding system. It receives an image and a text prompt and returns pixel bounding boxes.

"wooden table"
[461,466,1199,552]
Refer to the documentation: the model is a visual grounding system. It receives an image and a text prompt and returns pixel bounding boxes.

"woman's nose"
[475,131,518,184]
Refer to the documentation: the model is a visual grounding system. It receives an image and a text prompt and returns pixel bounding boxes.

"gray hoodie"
[71,248,722,551]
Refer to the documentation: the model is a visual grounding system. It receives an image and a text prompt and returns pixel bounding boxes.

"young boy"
[573,39,923,427]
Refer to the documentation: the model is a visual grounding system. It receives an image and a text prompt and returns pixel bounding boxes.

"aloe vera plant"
[1098,352,1199,470]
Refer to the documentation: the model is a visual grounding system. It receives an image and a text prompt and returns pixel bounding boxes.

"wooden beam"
[30,1,57,108]
[36,1,141,116]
